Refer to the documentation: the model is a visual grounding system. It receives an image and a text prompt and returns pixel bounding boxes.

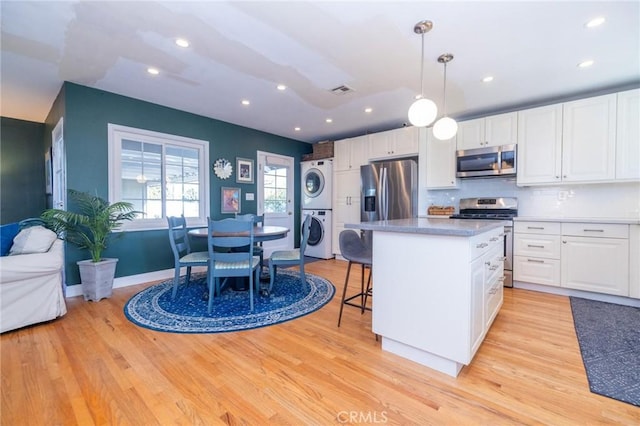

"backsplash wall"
[421,178,640,219]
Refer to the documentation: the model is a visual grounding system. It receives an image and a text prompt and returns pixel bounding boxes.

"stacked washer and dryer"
[301,159,334,259]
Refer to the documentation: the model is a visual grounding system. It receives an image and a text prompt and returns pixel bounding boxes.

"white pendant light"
[433,53,458,140]
[432,53,457,140]
[408,20,437,127]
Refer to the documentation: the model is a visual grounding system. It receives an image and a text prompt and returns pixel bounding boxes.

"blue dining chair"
[267,214,312,294]
[167,215,209,299]
[207,218,261,312]
[236,213,265,274]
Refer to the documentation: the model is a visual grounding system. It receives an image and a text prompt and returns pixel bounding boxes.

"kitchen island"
[346,218,507,377]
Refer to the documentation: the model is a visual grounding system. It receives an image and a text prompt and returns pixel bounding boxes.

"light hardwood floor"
[2,259,639,425]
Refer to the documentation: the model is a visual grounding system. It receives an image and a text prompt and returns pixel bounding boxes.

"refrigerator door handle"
[377,168,384,220]
[382,167,388,220]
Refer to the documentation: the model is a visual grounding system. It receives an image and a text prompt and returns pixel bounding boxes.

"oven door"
[456,146,501,178]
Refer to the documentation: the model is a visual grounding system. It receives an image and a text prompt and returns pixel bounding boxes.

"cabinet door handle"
[490,237,500,242]
[527,259,544,263]
[527,226,544,230]
[485,261,492,266]
[527,244,545,248]
[583,229,604,233]
[476,242,489,248]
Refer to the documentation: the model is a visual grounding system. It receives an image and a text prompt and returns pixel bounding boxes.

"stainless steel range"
[450,197,518,287]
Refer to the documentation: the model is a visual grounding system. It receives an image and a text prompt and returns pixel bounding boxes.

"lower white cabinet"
[513,221,561,286]
[470,241,504,356]
[630,225,640,299]
[561,223,629,296]
[514,220,633,298]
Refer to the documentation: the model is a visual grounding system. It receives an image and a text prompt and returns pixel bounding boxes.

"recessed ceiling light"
[585,17,605,28]
[325,118,333,123]
[294,127,301,131]
[175,38,190,48]
[364,107,373,113]
[147,67,159,75]
[482,76,494,83]
[578,60,594,68]
[277,84,287,91]
[241,100,250,105]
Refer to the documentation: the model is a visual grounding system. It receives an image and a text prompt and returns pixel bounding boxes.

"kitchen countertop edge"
[345,218,507,237]
[514,216,640,225]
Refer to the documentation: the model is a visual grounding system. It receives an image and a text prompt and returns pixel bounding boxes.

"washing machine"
[303,209,333,259]
[301,159,332,210]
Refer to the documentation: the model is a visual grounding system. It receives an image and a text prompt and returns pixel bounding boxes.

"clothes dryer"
[301,159,332,210]
[302,209,333,259]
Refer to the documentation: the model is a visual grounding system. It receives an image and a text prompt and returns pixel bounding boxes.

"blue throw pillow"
[0,222,21,256]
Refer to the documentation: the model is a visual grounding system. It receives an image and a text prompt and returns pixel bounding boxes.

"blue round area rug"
[124,269,335,333]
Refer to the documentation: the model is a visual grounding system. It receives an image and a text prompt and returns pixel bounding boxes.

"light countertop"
[515,217,640,225]
[346,217,507,237]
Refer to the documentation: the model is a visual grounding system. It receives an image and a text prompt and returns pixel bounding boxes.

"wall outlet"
[245,193,254,201]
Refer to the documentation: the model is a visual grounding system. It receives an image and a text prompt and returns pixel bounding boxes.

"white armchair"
[0,237,67,333]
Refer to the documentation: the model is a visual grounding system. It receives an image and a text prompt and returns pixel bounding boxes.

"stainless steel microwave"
[456,144,517,178]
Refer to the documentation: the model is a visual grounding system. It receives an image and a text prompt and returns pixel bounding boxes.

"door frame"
[256,151,295,258]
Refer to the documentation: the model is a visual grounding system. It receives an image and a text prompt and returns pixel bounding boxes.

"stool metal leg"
[337,261,353,327]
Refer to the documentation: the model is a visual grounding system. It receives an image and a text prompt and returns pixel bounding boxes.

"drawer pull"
[527,226,544,230]
[489,265,499,271]
[583,229,604,232]
[527,244,545,248]
[527,259,544,263]
[490,237,500,242]
[476,242,489,249]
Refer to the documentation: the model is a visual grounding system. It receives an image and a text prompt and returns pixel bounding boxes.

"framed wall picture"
[221,187,241,214]
[236,157,254,184]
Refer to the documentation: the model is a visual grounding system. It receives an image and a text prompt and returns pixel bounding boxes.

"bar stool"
[337,230,373,327]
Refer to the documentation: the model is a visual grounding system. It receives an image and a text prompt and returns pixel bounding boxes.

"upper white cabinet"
[369,126,419,159]
[456,112,517,150]
[334,135,369,172]
[517,104,563,185]
[425,131,457,189]
[616,89,640,180]
[517,93,620,186]
[562,94,616,182]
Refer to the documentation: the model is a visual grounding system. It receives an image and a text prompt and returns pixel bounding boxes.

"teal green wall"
[62,82,312,285]
[0,117,46,223]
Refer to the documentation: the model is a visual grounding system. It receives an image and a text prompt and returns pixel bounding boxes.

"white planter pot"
[77,258,118,301]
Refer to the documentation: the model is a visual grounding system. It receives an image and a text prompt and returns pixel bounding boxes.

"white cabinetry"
[616,89,640,180]
[372,225,504,377]
[513,221,561,287]
[516,104,563,185]
[332,169,361,256]
[517,93,618,185]
[630,225,640,299]
[562,94,617,182]
[426,131,457,188]
[369,126,419,160]
[561,223,629,296]
[456,112,517,150]
[334,135,369,172]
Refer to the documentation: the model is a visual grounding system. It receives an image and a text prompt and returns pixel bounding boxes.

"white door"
[51,118,66,210]
[257,151,294,258]
[51,117,66,291]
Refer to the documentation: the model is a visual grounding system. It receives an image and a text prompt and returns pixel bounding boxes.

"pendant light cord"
[442,61,447,115]
[420,33,425,98]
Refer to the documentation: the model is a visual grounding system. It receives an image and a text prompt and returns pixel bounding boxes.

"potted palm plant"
[42,189,137,301]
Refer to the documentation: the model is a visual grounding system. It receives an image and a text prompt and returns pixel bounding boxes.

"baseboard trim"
[64,266,208,298]
[513,281,640,308]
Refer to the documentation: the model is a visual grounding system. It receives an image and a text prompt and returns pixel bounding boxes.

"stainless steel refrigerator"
[361,158,418,222]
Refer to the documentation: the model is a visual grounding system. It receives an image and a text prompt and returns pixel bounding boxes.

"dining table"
[188,225,290,291]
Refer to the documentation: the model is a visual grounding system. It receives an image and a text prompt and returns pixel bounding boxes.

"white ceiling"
[1,1,639,144]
